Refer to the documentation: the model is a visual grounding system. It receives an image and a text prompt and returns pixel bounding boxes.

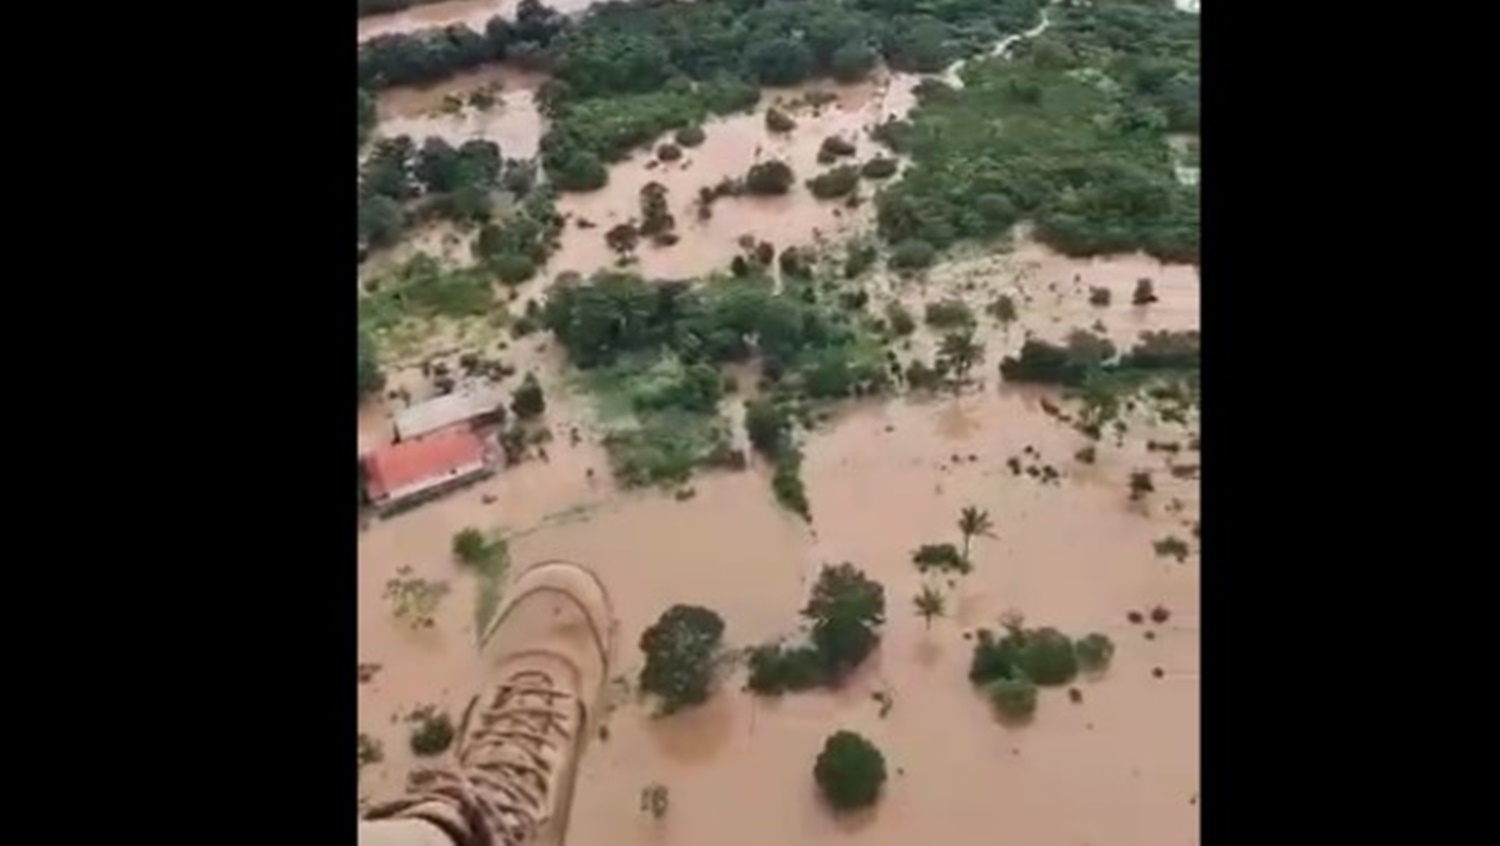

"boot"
[365,560,616,846]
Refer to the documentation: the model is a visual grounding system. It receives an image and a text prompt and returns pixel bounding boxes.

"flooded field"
[359,4,1200,845]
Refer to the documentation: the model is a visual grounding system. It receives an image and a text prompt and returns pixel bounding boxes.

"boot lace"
[380,669,576,846]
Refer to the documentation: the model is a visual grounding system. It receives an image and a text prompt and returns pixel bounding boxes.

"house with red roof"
[362,425,494,514]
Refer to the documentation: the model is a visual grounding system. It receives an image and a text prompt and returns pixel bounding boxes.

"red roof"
[364,426,487,501]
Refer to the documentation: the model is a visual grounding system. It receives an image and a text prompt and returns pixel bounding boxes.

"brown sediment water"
[357,241,1201,846]
[359,6,1199,841]
[358,0,600,43]
[549,76,919,281]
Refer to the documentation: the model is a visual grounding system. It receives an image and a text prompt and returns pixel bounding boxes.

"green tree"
[830,41,878,83]
[638,604,727,716]
[938,329,985,384]
[914,586,945,630]
[989,294,1019,334]
[745,398,791,458]
[813,731,887,811]
[802,562,885,679]
[747,37,814,86]
[1017,627,1079,686]
[745,160,795,195]
[511,372,546,420]
[957,506,995,564]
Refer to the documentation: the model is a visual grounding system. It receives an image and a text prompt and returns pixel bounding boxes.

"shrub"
[772,447,811,521]
[1153,535,1190,561]
[912,543,969,575]
[491,252,538,285]
[813,731,887,811]
[1129,470,1155,500]
[1074,446,1097,464]
[674,125,707,147]
[408,708,456,756]
[986,677,1038,720]
[1016,627,1079,686]
[1074,633,1116,672]
[1088,286,1112,307]
[745,398,791,457]
[1133,277,1159,305]
[889,238,937,271]
[451,528,489,565]
[860,157,899,179]
[807,165,861,199]
[638,604,727,715]
[511,372,546,420]
[640,783,670,819]
[765,107,797,133]
[885,301,916,336]
[745,160,795,195]
[819,135,857,158]
[924,299,975,329]
[844,241,878,278]
[357,732,383,769]
[746,642,824,694]
[656,143,683,162]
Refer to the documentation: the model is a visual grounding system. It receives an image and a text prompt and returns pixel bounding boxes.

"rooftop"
[393,385,508,441]
[364,426,487,500]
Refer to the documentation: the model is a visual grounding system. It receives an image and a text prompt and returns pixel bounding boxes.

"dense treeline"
[998,328,1199,387]
[356,0,1049,189]
[357,0,568,90]
[875,0,1199,262]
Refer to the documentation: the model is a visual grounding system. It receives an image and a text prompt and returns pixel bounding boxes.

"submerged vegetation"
[969,614,1116,721]
[638,604,728,716]
[748,562,887,695]
[814,730,888,812]
[877,0,1199,262]
[542,268,890,510]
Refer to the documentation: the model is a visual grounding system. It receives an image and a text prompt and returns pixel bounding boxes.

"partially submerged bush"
[807,165,861,199]
[765,107,797,133]
[638,604,727,715]
[746,642,824,694]
[1075,633,1116,672]
[912,543,969,575]
[987,677,1038,720]
[408,707,456,757]
[819,135,857,159]
[889,238,937,271]
[885,301,916,336]
[1088,286,1112,307]
[860,157,899,179]
[656,142,683,162]
[745,160,795,195]
[813,731,887,811]
[674,125,707,148]
[924,299,975,329]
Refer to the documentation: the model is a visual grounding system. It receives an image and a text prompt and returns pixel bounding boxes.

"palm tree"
[914,586,946,630]
[938,329,984,386]
[957,506,995,564]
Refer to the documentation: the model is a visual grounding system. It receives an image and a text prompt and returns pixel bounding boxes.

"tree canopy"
[638,604,728,715]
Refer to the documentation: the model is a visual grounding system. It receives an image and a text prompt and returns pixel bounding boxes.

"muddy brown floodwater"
[360,6,1199,844]
[358,0,598,42]
[358,240,1201,846]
